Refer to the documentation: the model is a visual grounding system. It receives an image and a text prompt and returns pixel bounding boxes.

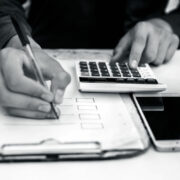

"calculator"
[75,60,166,93]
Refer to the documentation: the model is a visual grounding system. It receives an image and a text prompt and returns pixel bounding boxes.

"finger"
[154,33,171,66]
[0,71,8,106]
[129,29,148,69]
[141,32,159,64]
[0,69,54,113]
[1,50,53,103]
[165,34,179,63]
[34,51,71,88]
[6,107,60,119]
[111,32,131,64]
[36,53,71,104]
[50,71,71,104]
[1,89,53,113]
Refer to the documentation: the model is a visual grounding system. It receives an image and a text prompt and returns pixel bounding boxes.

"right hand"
[111,19,179,68]
[0,47,71,119]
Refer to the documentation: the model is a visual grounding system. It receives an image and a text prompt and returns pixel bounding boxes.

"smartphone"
[133,94,180,152]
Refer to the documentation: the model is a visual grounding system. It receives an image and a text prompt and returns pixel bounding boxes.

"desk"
[0,49,180,180]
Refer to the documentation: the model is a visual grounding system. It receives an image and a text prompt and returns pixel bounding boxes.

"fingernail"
[55,90,64,104]
[41,93,53,102]
[131,60,138,69]
[38,104,51,112]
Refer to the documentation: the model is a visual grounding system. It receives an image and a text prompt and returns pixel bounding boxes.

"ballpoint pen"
[11,16,59,119]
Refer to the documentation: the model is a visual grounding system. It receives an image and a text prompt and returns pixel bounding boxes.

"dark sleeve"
[161,6,180,38]
[124,0,180,38]
[0,0,32,49]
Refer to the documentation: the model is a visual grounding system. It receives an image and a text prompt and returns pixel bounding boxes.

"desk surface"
[0,49,180,180]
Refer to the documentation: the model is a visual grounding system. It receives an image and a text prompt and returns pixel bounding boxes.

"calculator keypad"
[78,61,158,84]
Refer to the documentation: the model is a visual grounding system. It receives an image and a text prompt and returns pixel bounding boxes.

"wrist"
[5,35,41,49]
[147,18,173,33]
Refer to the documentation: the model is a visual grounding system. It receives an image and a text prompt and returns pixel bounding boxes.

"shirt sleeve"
[160,6,180,38]
[0,0,32,49]
[124,0,180,39]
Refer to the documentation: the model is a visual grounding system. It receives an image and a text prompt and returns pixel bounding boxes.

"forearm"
[0,0,31,49]
[6,35,41,49]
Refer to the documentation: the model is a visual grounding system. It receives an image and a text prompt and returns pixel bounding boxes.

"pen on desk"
[11,16,59,119]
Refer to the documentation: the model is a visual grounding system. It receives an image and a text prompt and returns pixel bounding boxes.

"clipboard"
[0,57,150,162]
[0,94,150,162]
[0,139,149,162]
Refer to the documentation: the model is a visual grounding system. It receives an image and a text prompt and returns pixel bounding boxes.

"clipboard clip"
[1,138,102,157]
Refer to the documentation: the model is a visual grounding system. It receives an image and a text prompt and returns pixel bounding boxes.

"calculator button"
[89,63,97,67]
[100,69,108,73]
[121,69,130,73]
[90,65,98,68]
[111,68,119,72]
[101,72,110,76]
[115,78,125,82]
[91,68,98,72]
[110,65,118,68]
[146,78,158,84]
[81,68,89,72]
[112,73,121,77]
[91,72,100,76]
[90,67,98,71]
[99,63,107,68]
[126,78,135,83]
[89,62,96,65]
[122,73,131,77]
[111,70,120,74]
[80,61,88,65]
[80,65,88,69]
[91,70,99,74]
[99,66,107,69]
[90,66,98,70]
[89,63,97,66]
[98,62,106,66]
[81,72,90,76]
[132,73,141,77]
[136,78,146,83]
[130,69,139,73]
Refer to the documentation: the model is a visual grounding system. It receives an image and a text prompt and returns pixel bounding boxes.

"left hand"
[111,18,179,68]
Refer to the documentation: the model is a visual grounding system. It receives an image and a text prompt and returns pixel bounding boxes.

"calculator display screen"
[137,97,180,140]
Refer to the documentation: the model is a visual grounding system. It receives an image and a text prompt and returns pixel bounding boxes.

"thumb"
[51,71,71,104]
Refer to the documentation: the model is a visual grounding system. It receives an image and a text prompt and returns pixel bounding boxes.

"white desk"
[0,49,180,180]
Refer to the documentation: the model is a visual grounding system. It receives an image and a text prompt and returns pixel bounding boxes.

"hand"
[111,18,179,68]
[0,47,71,119]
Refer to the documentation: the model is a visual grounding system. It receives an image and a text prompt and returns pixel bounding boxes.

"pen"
[11,16,59,119]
